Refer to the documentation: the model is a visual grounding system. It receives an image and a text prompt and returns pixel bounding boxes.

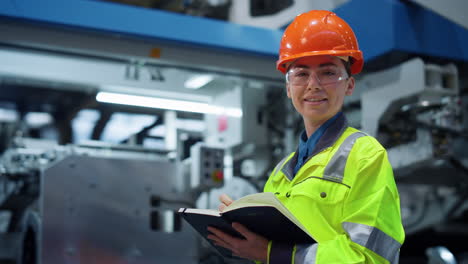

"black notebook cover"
[179,206,315,258]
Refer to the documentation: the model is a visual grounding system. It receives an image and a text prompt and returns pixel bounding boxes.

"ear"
[345,77,355,96]
[286,83,292,98]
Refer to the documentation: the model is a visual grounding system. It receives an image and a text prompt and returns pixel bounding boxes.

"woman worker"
[207,10,405,264]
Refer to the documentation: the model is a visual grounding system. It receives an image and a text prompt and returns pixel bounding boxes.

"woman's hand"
[218,194,233,212]
[207,222,268,262]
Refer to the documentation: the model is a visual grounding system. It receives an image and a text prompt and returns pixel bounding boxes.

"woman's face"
[286,55,355,125]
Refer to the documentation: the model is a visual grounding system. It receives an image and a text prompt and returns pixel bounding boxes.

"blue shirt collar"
[298,112,342,146]
[294,112,343,175]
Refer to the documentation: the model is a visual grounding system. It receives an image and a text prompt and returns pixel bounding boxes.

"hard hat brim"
[277,50,364,75]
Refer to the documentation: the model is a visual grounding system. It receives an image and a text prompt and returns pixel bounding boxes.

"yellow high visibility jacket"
[263,120,405,263]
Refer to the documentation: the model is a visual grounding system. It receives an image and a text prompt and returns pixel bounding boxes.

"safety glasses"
[286,66,348,86]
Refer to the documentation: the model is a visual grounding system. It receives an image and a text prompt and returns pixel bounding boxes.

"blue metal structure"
[1,0,467,63]
[0,0,282,58]
[334,0,468,63]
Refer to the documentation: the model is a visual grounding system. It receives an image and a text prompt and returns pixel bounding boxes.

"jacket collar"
[281,114,348,180]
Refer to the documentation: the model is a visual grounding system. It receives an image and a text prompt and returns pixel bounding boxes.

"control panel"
[190,143,224,190]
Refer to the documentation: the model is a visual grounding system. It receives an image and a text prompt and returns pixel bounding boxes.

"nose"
[306,74,321,90]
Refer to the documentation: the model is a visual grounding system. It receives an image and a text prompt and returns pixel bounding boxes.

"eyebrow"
[292,62,339,69]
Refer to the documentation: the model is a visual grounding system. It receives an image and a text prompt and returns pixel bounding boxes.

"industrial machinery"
[356,58,468,263]
[0,137,230,263]
[0,0,468,263]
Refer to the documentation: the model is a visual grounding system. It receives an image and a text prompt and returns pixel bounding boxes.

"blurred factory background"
[0,0,467,263]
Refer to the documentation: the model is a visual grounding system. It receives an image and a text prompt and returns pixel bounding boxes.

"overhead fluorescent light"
[25,112,53,127]
[184,75,214,89]
[0,109,18,122]
[96,92,242,118]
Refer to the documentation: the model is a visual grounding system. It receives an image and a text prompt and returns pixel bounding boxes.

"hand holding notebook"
[178,192,315,259]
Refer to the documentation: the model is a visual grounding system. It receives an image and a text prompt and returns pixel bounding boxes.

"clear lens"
[287,67,347,86]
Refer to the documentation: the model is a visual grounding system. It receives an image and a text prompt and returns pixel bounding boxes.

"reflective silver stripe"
[323,132,366,183]
[274,155,289,176]
[343,222,401,264]
[294,243,317,264]
[392,251,400,264]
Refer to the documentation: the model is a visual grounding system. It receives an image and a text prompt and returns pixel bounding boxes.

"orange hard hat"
[277,10,364,75]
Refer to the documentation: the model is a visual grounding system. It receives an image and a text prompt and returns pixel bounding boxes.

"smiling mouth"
[304,98,327,102]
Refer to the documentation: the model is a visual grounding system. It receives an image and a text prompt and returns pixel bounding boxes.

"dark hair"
[342,58,352,78]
